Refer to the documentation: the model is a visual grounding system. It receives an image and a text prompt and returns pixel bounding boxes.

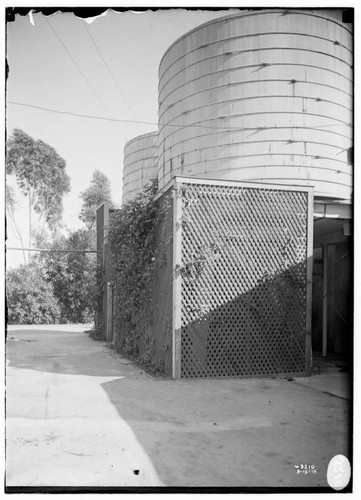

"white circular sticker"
[327,454,351,491]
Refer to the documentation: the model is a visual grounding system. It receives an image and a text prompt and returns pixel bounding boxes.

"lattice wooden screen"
[173,179,313,379]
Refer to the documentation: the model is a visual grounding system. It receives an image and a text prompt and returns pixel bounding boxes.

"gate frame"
[169,176,314,379]
[96,201,113,341]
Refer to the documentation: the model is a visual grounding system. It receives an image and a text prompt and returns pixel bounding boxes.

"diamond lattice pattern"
[180,183,309,378]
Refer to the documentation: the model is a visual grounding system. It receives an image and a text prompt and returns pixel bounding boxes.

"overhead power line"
[7,100,351,133]
[44,17,112,121]
[82,22,139,125]
[7,100,234,130]
[44,16,127,141]
[7,247,97,253]
[8,100,159,125]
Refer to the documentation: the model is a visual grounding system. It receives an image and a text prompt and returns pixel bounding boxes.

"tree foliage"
[6,129,71,230]
[6,158,113,325]
[5,184,16,213]
[79,170,113,230]
[34,229,97,324]
[6,262,61,324]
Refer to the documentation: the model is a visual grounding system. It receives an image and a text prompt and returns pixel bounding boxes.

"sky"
[4,3,359,271]
[5,7,239,268]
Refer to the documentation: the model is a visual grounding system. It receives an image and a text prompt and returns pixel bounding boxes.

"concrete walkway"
[6,325,352,490]
[6,326,161,488]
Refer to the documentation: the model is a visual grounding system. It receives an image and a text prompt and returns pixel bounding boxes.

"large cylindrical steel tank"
[158,9,353,200]
[122,131,158,203]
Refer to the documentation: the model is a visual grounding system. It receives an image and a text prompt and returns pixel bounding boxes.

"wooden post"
[96,202,110,339]
[106,282,113,342]
[322,244,328,357]
[111,282,117,346]
[305,189,314,375]
[102,201,110,264]
[172,181,183,379]
[103,202,110,340]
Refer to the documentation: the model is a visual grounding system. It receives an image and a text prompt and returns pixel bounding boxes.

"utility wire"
[44,17,127,141]
[7,247,96,253]
[82,22,139,127]
[7,100,237,130]
[7,100,351,135]
[44,17,110,119]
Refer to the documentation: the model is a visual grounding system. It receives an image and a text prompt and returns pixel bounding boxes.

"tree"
[28,171,113,325]
[6,129,71,259]
[6,183,27,264]
[34,229,97,324]
[79,170,113,230]
[6,261,61,324]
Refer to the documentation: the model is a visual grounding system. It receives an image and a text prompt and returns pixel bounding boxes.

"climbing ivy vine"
[107,179,161,365]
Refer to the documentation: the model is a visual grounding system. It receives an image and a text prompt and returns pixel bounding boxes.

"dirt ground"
[5,325,353,491]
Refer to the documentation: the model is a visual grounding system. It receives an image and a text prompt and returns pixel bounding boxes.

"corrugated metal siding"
[158,9,352,200]
[122,131,158,203]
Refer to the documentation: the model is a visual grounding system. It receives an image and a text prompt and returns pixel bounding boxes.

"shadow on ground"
[99,373,351,488]
[6,327,352,489]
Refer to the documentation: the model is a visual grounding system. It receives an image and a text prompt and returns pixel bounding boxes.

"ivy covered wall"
[98,180,172,374]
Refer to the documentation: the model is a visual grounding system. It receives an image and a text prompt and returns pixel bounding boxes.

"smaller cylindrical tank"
[122,132,158,203]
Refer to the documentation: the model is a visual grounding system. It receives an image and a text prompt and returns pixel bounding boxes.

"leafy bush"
[35,229,97,324]
[6,262,61,324]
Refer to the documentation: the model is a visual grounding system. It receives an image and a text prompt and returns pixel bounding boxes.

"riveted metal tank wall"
[122,132,158,203]
[158,9,353,200]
